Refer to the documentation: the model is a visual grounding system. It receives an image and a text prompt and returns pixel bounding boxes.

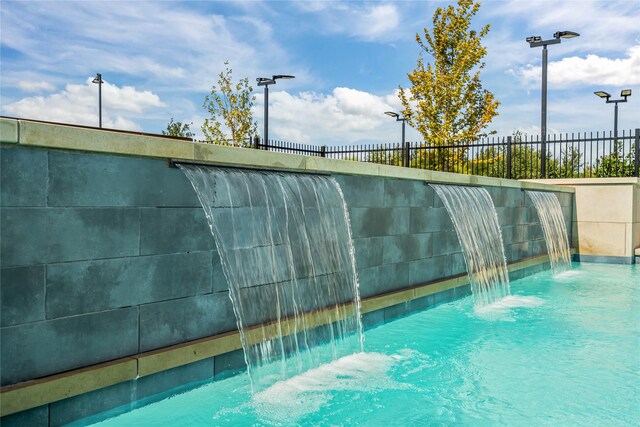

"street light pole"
[614,100,619,141]
[256,74,295,148]
[92,73,103,128]
[264,84,269,147]
[385,111,410,167]
[526,31,579,178]
[594,90,632,143]
[402,119,406,161]
[541,44,548,174]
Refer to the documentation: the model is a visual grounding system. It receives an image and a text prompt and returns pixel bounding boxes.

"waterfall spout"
[526,191,571,275]
[179,165,364,392]
[431,184,510,307]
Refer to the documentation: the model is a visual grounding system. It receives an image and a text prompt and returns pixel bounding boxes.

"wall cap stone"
[1,117,573,193]
[525,177,639,186]
[0,118,19,144]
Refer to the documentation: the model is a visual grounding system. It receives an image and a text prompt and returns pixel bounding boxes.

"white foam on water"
[554,269,582,279]
[246,352,410,423]
[474,295,545,321]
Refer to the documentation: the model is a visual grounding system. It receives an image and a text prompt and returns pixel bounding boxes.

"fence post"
[253,136,260,149]
[506,136,512,180]
[635,128,639,178]
[402,141,410,167]
[320,145,326,157]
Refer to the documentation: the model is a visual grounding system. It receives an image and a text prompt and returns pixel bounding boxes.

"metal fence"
[252,129,640,179]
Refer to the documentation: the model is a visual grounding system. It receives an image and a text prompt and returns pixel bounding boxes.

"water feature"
[82,263,640,426]
[179,165,364,392]
[526,191,571,274]
[431,184,510,307]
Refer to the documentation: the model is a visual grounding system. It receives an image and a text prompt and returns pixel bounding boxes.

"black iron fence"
[250,129,640,179]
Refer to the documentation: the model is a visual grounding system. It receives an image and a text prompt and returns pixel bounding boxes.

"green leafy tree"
[366,145,404,166]
[411,142,469,173]
[162,118,194,139]
[470,130,585,179]
[202,61,258,146]
[468,144,505,177]
[399,0,499,171]
[548,147,583,178]
[593,141,636,177]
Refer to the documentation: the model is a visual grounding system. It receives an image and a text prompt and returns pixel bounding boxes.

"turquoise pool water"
[83,263,639,426]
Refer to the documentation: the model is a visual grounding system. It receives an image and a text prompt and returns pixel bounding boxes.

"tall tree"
[399,0,499,168]
[202,61,258,146]
[162,118,194,139]
[593,141,635,177]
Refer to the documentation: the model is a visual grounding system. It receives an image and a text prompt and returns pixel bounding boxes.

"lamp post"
[594,90,632,142]
[92,73,103,128]
[385,111,409,167]
[526,31,579,177]
[256,74,295,148]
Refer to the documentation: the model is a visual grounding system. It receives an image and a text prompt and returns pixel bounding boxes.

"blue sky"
[1,0,639,146]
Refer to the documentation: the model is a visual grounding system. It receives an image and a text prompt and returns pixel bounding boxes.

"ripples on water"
[87,263,639,427]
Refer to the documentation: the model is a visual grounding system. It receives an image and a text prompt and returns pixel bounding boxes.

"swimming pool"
[79,262,639,426]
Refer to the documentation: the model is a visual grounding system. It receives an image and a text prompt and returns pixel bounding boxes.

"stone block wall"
[1,142,573,425]
[336,175,573,300]
[1,144,574,386]
[1,146,235,388]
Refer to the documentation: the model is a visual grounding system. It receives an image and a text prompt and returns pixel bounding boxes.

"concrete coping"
[525,177,639,186]
[0,251,561,417]
[0,117,574,193]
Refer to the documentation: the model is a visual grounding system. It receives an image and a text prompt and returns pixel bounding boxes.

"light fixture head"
[526,36,541,43]
[273,75,295,80]
[385,111,399,118]
[554,31,580,39]
[92,73,102,84]
[620,89,632,97]
[594,91,611,99]
[256,77,274,86]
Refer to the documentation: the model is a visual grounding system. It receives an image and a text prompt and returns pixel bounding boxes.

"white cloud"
[485,0,640,53]
[0,1,291,93]
[354,4,400,40]
[516,45,640,87]
[296,2,402,42]
[293,1,331,13]
[254,87,420,146]
[17,80,55,93]
[95,79,165,113]
[3,79,164,131]
[2,0,636,139]
[489,87,640,138]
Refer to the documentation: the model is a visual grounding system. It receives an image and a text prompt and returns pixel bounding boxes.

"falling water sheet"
[431,184,511,307]
[526,190,572,275]
[179,165,364,392]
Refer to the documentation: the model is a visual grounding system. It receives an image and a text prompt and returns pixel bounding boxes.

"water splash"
[526,191,571,275]
[474,295,545,322]
[179,165,363,392]
[249,352,408,424]
[431,184,510,307]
